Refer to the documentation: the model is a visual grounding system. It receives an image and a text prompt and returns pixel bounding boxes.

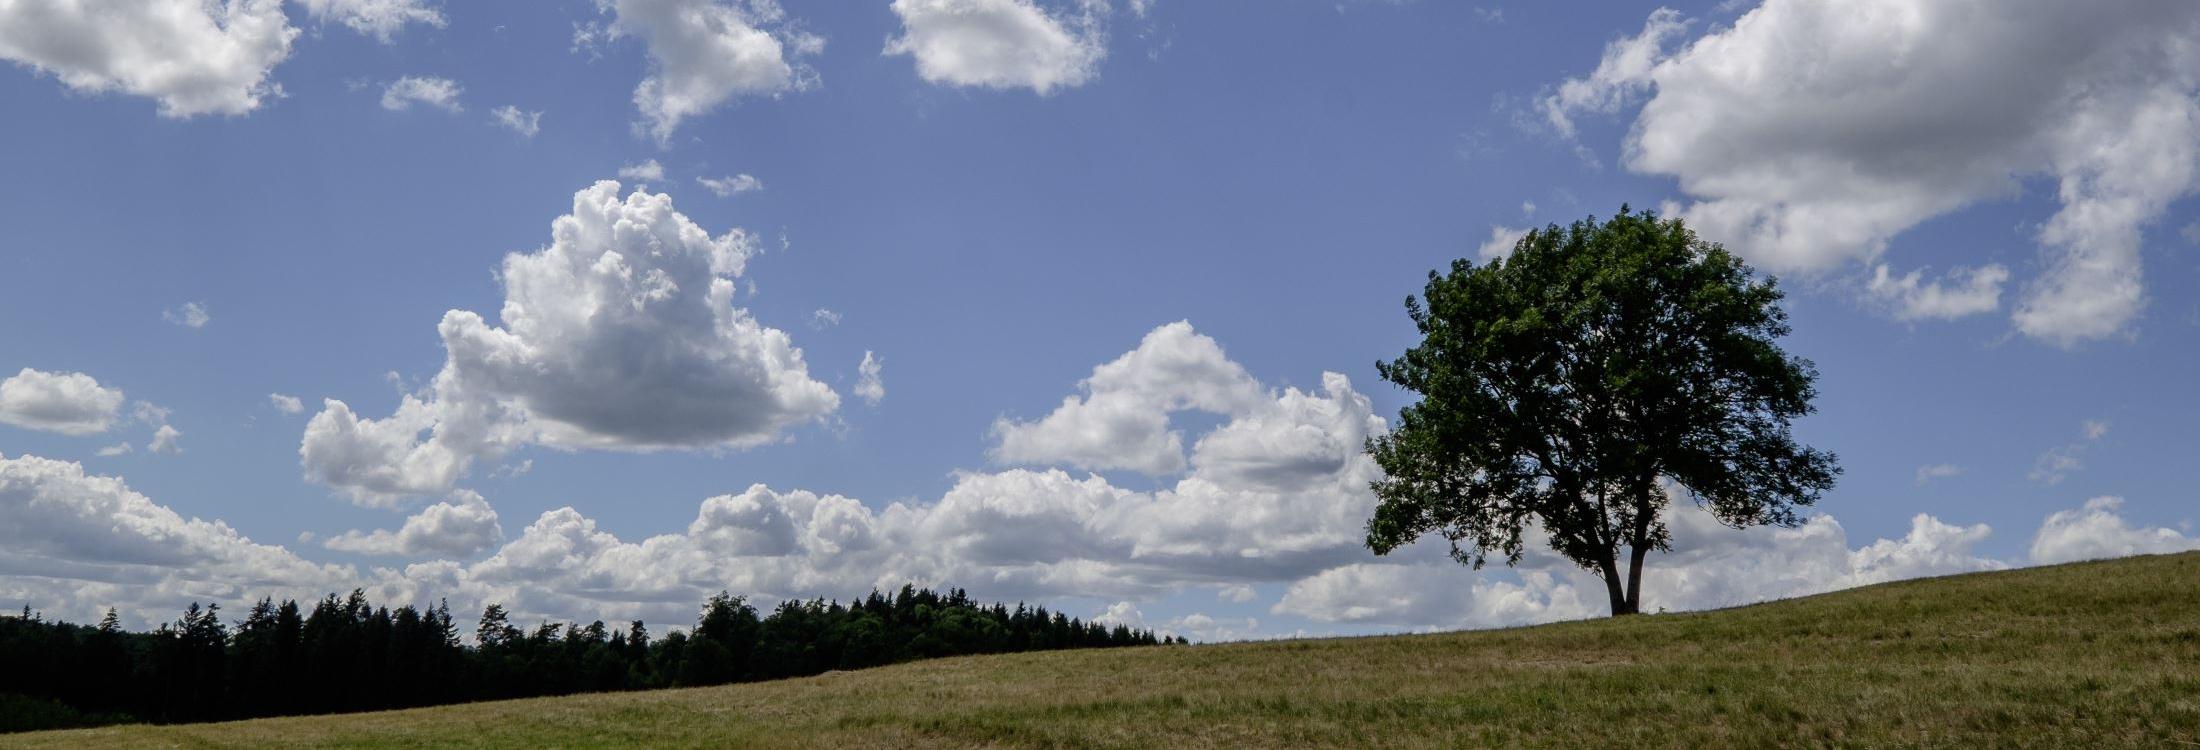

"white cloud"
[1155,612,1262,643]
[0,453,356,627]
[1476,225,1529,261]
[592,0,822,144]
[697,174,763,196]
[297,0,445,43]
[1913,463,1963,485]
[2029,419,2109,485]
[809,308,841,329]
[991,322,1265,476]
[0,369,125,436]
[147,425,182,455]
[2083,419,2111,441]
[1275,505,2005,630]
[855,351,886,406]
[1552,1,2200,344]
[885,0,1107,94]
[618,159,666,182]
[163,302,211,329]
[1866,264,2010,321]
[95,443,133,457]
[323,490,503,558]
[1538,8,1687,139]
[453,485,897,625]
[381,76,463,112]
[490,105,542,138]
[1216,584,1256,603]
[391,323,1388,616]
[2028,447,2082,485]
[301,395,462,506]
[1092,600,1145,628]
[2030,496,2200,564]
[131,400,170,427]
[0,0,296,117]
[301,181,839,504]
[269,393,305,415]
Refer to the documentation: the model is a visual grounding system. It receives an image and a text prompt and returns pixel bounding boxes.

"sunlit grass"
[10,552,2198,748]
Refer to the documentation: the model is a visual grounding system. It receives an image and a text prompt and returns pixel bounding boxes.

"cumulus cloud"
[885,0,1107,94]
[95,443,133,457]
[490,105,542,138]
[0,453,355,627]
[1866,264,2010,321]
[314,322,1393,619]
[1476,225,1529,261]
[697,174,763,196]
[1538,8,1687,139]
[0,0,296,117]
[2030,496,2200,564]
[453,485,898,624]
[163,302,211,329]
[323,490,503,558]
[590,0,822,144]
[2029,419,2109,485]
[1547,1,2200,344]
[991,322,1266,476]
[1913,463,1964,485]
[296,0,445,43]
[269,393,305,415]
[380,76,462,112]
[855,351,885,406]
[618,159,666,182]
[0,369,126,436]
[1275,504,2006,630]
[301,395,463,506]
[147,425,182,455]
[302,181,839,504]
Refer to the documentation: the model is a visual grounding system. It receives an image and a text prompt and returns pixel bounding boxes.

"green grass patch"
[9,552,2199,749]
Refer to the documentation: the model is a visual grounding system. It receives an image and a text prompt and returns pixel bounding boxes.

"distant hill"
[10,552,2198,749]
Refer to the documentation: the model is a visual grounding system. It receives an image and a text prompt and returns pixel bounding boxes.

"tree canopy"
[1365,206,1839,616]
[0,586,1172,732]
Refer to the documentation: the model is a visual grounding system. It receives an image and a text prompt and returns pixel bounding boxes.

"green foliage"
[1367,206,1839,614]
[0,585,1166,733]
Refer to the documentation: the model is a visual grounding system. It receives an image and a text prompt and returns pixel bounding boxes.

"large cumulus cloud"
[302,181,838,505]
[1541,0,2200,345]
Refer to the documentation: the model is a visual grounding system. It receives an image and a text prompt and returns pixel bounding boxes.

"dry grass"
[10,552,2199,749]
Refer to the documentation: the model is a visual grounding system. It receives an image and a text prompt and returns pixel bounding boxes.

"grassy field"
[9,552,2198,749]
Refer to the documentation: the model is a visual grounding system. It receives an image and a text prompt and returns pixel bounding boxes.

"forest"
[0,585,1170,732]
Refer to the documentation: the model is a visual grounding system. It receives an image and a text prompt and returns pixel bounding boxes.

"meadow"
[10,552,2197,749]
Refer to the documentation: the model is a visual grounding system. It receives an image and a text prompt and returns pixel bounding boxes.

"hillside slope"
[9,552,2199,749]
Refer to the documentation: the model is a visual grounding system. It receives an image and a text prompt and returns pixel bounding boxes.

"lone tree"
[1365,207,1838,616]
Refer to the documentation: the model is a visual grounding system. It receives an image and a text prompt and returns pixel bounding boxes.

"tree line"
[0,585,1172,732]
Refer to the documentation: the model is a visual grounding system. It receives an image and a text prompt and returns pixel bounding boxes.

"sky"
[2,0,2198,642]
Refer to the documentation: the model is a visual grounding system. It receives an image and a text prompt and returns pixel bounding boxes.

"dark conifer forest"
[0,585,1172,732]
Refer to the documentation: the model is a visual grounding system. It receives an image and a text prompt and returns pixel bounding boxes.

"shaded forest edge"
[0,585,1174,732]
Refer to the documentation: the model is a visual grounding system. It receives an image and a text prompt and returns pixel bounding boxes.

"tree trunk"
[1598,557,1636,616]
[1625,541,1649,615]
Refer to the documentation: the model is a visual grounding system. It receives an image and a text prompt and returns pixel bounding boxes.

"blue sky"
[3,0,2197,640]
